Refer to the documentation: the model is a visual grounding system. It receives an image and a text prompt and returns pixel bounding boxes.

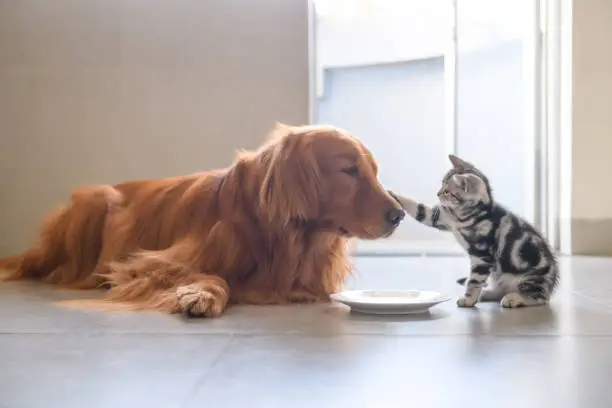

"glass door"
[454,0,541,224]
[312,0,459,254]
[311,0,543,254]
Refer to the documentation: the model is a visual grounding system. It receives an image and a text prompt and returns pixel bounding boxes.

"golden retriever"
[0,123,404,317]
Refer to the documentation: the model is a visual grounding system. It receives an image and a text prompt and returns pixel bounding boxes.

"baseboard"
[571,218,612,256]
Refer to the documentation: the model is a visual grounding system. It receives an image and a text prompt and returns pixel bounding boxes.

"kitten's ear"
[448,154,474,169]
[459,174,481,193]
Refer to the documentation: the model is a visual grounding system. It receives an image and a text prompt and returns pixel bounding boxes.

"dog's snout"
[387,190,399,203]
[385,208,405,226]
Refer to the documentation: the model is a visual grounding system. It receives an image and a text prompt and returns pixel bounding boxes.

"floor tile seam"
[570,290,612,310]
[2,332,612,339]
[223,332,612,339]
[179,334,236,408]
[0,331,235,336]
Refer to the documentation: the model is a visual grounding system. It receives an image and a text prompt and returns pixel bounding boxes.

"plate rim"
[330,289,451,306]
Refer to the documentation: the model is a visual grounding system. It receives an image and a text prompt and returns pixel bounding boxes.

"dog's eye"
[341,166,359,177]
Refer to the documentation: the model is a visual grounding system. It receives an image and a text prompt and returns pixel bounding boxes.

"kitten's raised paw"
[456,296,478,308]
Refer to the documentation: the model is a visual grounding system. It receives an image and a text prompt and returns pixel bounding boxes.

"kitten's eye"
[341,166,359,177]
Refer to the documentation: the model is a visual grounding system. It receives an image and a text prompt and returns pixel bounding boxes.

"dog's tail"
[1,186,122,287]
[0,254,25,271]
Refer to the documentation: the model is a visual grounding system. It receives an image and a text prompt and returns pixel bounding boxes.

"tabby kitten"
[392,154,559,308]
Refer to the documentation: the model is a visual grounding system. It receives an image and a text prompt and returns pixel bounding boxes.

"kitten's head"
[438,154,493,211]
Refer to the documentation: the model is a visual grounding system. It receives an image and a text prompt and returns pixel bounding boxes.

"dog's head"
[259,123,404,239]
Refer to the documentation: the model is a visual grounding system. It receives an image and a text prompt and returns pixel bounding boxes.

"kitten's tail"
[456,277,489,288]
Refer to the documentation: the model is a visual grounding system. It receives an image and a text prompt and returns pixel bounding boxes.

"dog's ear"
[260,126,322,226]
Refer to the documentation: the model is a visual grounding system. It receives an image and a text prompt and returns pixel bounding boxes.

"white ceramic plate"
[330,289,451,315]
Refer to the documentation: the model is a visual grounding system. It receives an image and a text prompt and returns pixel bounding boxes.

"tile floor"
[1,256,612,408]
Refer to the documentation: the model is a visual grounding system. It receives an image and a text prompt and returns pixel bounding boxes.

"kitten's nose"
[386,208,405,226]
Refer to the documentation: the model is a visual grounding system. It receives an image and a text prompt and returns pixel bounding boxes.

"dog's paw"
[176,284,224,317]
[456,296,478,308]
[500,292,527,308]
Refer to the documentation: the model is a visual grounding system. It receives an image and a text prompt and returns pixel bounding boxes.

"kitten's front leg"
[390,192,450,231]
[457,257,494,307]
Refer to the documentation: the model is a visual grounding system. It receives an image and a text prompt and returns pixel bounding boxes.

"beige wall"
[0,0,309,255]
[571,0,612,255]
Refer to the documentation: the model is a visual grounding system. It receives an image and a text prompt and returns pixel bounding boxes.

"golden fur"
[0,124,402,317]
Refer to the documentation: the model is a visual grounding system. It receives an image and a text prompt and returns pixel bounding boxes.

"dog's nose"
[386,208,405,226]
